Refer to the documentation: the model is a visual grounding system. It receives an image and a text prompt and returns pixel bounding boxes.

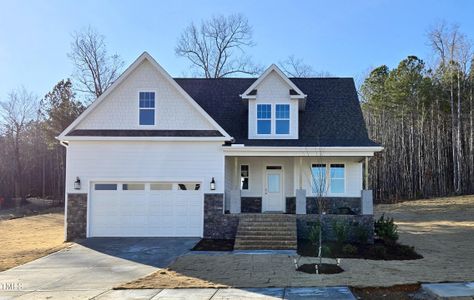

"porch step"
[234,214,297,250]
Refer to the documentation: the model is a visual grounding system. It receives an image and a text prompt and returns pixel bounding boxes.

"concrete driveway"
[0,237,199,299]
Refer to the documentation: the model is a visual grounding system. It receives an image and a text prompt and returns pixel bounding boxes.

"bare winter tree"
[0,88,38,198]
[68,26,124,101]
[175,14,261,78]
[279,55,331,77]
[427,21,471,193]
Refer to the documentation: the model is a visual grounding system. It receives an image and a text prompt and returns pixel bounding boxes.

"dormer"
[241,64,306,140]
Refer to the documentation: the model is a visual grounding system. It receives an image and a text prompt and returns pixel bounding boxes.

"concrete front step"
[236,230,297,236]
[236,235,296,241]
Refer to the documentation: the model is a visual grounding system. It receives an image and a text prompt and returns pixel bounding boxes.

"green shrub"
[333,220,349,245]
[354,224,369,244]
[342,244,358,255]
[308,221,321,247]
[374,214,399,242]
[321,245,332,257]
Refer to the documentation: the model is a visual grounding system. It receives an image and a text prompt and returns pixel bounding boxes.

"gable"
[256,70,293,98]
[75,60,214,131]
[58,52,231,141]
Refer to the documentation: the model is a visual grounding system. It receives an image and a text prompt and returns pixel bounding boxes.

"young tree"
[69,26,124,101]
[310,162,329,266]
[0,88,38,197]
[175,14,261,78]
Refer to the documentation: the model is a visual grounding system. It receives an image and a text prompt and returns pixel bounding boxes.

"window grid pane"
[276,120,289,134]
[257,104,271,119]
[276,104,290,119]
[257,120,271,134]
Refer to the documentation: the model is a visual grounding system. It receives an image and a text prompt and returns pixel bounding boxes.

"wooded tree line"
[0,17,472,203]
[362,23,474,203]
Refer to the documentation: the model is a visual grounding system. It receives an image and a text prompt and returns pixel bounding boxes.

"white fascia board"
[241,64,307,99]
[222,146,384,157]
[60,136,229,142]
[58,52,233,141]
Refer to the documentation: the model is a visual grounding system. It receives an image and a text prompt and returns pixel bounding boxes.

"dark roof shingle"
[175,77,378,147]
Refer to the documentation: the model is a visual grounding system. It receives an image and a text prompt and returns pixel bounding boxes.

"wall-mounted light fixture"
[210,177,216,191]
[74,177,81,190]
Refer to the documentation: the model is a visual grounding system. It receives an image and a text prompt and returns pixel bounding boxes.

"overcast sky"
[1,0,473,101]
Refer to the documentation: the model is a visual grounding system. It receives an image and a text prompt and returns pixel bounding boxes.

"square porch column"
[230,156,241,213]
[295,157,306,214]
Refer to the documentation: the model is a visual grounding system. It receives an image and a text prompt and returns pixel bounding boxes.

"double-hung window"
[139,92,155,125]
[330,164,345,193]
[311,164,327,195]
[257,104,271,134]
[240,165,249,190]
[275,104,290,134]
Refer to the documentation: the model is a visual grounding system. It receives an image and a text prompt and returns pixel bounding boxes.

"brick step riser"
[235,240,297,245]
[236,232,296,237]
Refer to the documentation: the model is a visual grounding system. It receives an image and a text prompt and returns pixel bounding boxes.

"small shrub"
[374,244,387,258]
[342,244,358,255]
[354,224,369,244]
[333,220,349,245]
[374,214,399,242]
[308,221,321,247]
[321,245,332,257]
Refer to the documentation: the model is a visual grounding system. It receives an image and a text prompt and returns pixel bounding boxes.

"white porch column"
[361,156,373,215]
[230,157,241,213]
[296,157,306,214]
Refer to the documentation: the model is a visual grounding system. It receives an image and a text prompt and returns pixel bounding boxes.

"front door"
[263,166,284,212]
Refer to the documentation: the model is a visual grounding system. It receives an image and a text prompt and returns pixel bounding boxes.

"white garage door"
[89,182,203,237]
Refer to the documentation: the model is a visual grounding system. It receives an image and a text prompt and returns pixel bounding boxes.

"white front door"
[263,166,284,212]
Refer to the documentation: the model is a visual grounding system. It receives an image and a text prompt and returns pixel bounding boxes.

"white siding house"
[59,52,382,241]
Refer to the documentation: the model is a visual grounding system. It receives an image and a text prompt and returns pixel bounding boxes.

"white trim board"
[223,146,383,157]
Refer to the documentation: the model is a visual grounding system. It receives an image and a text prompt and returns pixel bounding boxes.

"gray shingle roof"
[175,77,378,147]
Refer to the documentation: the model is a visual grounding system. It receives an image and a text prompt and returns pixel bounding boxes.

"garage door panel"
[89,182,203,237]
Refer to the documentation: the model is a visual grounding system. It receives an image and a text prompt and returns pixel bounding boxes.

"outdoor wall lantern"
[74,177,81,190]
[210,177,216,191]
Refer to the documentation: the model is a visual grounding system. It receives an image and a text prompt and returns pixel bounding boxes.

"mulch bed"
[297,263,343,274]
[297,239,423,260]
[192,239,234,251]
[351,284,424,300]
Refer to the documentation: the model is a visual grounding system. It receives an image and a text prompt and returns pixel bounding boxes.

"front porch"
[223,155,374,216]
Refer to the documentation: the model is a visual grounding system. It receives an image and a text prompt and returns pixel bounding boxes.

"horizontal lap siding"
[66,141,225,194]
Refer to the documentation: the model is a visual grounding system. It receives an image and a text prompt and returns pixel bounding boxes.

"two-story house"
[59,52,382,249]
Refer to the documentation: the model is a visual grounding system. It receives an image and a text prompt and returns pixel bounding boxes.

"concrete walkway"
[0,238,199,299]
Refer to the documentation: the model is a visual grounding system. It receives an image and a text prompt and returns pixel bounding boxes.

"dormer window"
[139,92,155,125]
[276,104,290,134]
[257,104,271,134]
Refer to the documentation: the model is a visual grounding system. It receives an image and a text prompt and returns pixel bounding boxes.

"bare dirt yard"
[0,211,69,272]
[120,195,474,289]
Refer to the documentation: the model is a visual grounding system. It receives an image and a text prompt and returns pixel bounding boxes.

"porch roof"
[222,146,383,157]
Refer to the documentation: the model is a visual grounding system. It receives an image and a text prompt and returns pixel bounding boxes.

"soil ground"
[0,212,69,271]
[120,195,474,289]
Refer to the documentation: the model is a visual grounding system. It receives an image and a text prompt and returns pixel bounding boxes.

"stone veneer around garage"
[204,193,239,239]
[66,193,88,241]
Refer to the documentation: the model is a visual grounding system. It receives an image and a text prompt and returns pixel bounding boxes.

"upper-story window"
[257,104,271,134]
[275,104,290,134]
[139,92,155,125]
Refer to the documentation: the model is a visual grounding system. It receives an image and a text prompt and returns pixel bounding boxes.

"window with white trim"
[257,104,271,134]
[330,164,345,193]
[311,164,327,195]
[139,92,155,125]
[275,104,290,134]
